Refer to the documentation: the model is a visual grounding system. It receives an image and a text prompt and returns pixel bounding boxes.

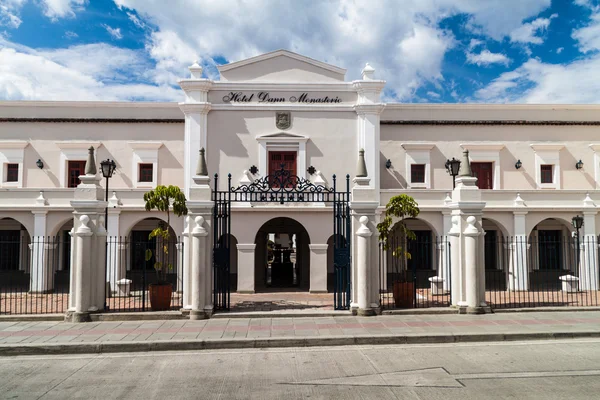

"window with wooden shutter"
[268,151,297,188]
[540,164,553,184]
[471,162,493,189]
[67,160,86,188]
[410,164,425,183]
[6,164,18,182]
[138,163,153,183]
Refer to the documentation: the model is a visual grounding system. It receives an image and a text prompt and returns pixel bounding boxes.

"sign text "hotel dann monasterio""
[222,92,343,104]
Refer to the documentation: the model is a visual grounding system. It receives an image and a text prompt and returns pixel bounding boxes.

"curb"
[1,330,599,357]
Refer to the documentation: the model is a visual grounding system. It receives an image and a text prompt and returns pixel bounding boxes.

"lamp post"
[445,157,461,189]
[100,159,117,229]
[572,215,584,273]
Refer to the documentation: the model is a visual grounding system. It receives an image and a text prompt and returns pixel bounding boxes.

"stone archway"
[253,217,311,292]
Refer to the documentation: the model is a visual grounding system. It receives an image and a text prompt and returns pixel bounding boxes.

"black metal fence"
[379,235,451,309]
[486,235,599,309]
[0,236,70,315]
[105,236,183,312]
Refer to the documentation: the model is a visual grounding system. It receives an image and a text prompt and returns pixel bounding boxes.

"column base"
[357,308,376,316]
[309,290,328,294]
[237,290,255,294]
[458,305,492,315]
[64,311,92,323]
[189,310,209,320]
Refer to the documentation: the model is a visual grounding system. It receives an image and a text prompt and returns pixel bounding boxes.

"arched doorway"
[254,217,310,292]
[0,217,30,273]
[529,218,575,290]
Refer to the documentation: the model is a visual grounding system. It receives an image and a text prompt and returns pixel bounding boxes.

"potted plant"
[377,194,420,308]
[143,185,188,311]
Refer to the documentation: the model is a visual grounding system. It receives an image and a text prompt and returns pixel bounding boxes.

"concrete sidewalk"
[1,311,600,356]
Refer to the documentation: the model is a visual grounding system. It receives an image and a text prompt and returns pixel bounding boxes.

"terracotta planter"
[149,283,173,311]
[392,281,414,308]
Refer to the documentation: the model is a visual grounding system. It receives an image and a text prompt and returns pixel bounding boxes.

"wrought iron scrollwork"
[229,164,334,204]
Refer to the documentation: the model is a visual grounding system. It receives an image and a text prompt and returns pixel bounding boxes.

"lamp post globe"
[446,157,461,189]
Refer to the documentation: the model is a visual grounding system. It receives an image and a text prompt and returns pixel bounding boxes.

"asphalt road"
[2,339,600,399]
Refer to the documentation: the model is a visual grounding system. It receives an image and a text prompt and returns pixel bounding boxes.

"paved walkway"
[1,311,600,355]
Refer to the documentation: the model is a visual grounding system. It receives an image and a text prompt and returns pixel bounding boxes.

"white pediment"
[256,132,309,143]
[217,50,346,83]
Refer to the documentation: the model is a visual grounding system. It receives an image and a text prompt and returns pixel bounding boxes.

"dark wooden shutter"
[471,162,493,189]
[269,151,297,188]
[67,161,87,188]
[540,165,553,184]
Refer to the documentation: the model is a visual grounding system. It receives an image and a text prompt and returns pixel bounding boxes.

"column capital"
[237,243,256,251]
[308,244,328,251]
[353,103,385,115]
[179,102,212,115]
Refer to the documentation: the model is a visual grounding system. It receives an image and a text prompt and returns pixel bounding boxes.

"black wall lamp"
[515,159,522,170]
[576,159,584,170]
[385,159,392,169]
[36,159,43,169]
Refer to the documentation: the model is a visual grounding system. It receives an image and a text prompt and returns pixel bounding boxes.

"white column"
[511,212,529,290]
[582,211,598,290]
[438,211,452,292]
[449,216,461,306]
[176,242,184,293]
[106,208,121,293]
[93,216,107,311]
[237,244,256,293]
[464,216,481,309]
[74,215,92,317]
[182,216,192,309]
[30,211,49,293]
[190,216,209,319]
[356,216,375,316]
[309,244,328,293]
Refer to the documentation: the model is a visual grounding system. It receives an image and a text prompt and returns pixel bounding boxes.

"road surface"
[1,338,600,399]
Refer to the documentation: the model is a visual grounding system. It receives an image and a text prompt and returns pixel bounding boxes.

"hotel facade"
[1,50,599,317]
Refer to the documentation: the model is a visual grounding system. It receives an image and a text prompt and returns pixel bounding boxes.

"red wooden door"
[67,160,87,188]
[269,151,297,188]
[471,162,493,189]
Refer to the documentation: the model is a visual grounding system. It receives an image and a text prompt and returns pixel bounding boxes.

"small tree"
[377,194,420,260]
[143,185,188,284]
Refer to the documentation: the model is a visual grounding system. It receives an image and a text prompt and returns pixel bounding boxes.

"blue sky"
[1,0,600,103]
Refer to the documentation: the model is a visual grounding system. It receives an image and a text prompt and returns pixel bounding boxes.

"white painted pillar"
[356,216,375,316]
[511,212,529,290]
[106,208,121,293]
[178,62,212,199]
[182,216,192,310]
[309,244,328,293]
[237,244,256,294]
[190,216,209,319]
[176,242,184,293]
[449,216,461,306]
[30,211,49,293]
[74,215,92,316]
[464,216,481,309]
[93,216,107,311]
[582,210,598,290]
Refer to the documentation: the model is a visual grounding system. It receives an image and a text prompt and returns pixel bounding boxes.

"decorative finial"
[196,148,208,176]
[84,146,96,175]
[361,63,375,80]
[356,148,368,178]
[458,149,472,177]
[189,60,203,79]
[515,193,526,207]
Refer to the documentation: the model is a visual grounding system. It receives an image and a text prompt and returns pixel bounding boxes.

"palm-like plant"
[143,185,188,284]
[377,194,420,261]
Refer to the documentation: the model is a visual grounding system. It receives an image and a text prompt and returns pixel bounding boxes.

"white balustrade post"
[464,216,481,310]
[74,215,93,321]
[356,216,374,316]
[191,216,209,319]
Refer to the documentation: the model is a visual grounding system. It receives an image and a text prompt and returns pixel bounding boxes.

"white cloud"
[127,12,145,29]
[475,56,600,103]
[102,24,123,40]
[39,0,86,20]
[556,47,563,54]
[466,49,511,66]
[427,91,441,99]
[63,30,78,39]
[468,38,484,50]
[0,39,181,101]
[0,0,26,28]
[509,14,557,44]
[573,13,600,52]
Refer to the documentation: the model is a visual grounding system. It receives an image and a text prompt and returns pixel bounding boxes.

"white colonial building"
[1,50,599,318]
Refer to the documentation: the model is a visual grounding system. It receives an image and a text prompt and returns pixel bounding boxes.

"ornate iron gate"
[212,165,351,311]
